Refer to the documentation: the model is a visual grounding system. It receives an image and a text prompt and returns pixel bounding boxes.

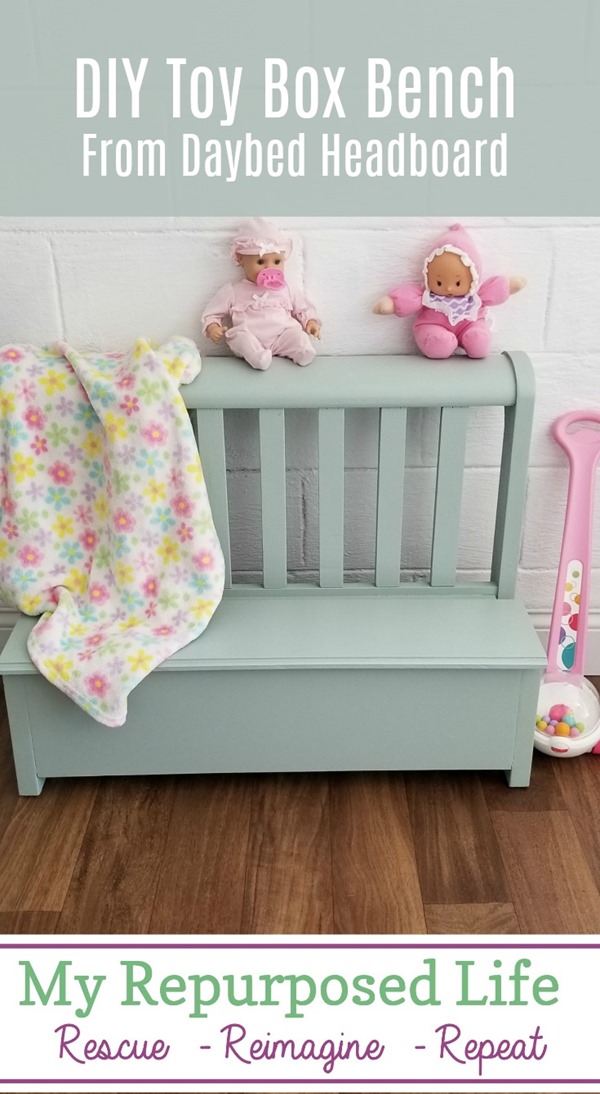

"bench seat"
[1,596,546,791]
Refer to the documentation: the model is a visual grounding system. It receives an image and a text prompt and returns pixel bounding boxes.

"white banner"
[0,935,597,1093]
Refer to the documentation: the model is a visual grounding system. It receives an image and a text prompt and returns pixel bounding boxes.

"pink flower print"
[145,602,157,618]
[86,673,109,698]
[5,522,18,540]
[172,494,192,517]
[193,550,214,570]
[23,406,46,431]
[177,523,193,543]
[85,633,104,648]
[120,395,140,417]
[31,435,48,455]
[89,583,109,605]
[80,529,98,552]
[1,494,16,517]
[142,422,167,445]
[153,624,174,637]
[77,649,94,662]
[18,545,42,567]
[114,509,135,533]
[0,347,24,363]
[142,576,159,598]
[49,462,74,486]
[169,469,185,490]
[117,371,135,389]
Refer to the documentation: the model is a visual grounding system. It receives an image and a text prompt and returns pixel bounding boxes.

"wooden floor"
[1,681,600,935]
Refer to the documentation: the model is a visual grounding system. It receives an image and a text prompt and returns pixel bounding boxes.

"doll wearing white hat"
[202,218,321,370]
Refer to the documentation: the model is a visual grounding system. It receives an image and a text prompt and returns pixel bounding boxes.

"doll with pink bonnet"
[373,223,525,359]
[202,218,321,370]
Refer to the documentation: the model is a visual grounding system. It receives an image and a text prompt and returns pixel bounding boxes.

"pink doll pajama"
[202,279,317,370]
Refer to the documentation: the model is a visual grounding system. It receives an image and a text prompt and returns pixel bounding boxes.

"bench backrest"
[183,352,535,599]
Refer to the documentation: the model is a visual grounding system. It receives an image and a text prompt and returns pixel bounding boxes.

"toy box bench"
[0,352,546,795]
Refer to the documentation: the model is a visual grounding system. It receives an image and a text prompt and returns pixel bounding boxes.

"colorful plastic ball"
[576,722,586,732]
[545,725,556,735]
[550,720,558,726]
[555,723,570,737]
[549,704,569,721]
[537,720,548,731]
[570,727,581,737]
[564,715,576,727]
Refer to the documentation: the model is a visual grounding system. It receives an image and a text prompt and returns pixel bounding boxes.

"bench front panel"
[24,665,522,778]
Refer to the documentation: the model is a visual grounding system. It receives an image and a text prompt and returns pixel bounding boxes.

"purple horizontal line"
[2,1081,600,1086]
[2,943,600,950]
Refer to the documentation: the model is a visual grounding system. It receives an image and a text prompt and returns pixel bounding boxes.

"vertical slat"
[492,351,536,599]
[259,409,287,589]
[430,406,469,587]
[194,409,232,589]
[375,407,407,587]
[318,409,345,588]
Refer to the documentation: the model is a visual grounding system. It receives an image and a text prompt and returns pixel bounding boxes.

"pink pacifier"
[256,267,285,291]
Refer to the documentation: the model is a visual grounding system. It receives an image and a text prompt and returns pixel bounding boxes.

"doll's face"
[427,252,473,297]
[237,251,285,283]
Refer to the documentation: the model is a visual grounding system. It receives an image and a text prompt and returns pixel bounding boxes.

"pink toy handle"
[546,410,600,681]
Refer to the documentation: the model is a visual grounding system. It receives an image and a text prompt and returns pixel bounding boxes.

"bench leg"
[505,669,543,787]
[3,677,45,796]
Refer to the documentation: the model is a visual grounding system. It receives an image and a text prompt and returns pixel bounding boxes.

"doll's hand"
[305,319,321,339]
[509,277,527,295]
[372,295,395,315]
[206,322,226,344]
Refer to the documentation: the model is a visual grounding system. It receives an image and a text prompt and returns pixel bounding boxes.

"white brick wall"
[1,216,599,665]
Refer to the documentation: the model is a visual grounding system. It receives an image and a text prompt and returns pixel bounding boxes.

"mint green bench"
[0,353,546,795]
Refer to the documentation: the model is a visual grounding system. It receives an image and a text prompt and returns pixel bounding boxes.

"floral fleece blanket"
[0,337,224,726]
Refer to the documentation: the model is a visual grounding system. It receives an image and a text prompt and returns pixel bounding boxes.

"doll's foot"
[248,348,272,371]
[460,325,491,359]
[226,329,271,370]
[293,345,316,367]
[415,325,458,359]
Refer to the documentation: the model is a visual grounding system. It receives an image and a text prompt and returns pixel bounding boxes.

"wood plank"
[0,911,59,933]
[0,778,97,912]
[406,774,509,904]
[481,751,567,813]
[425,902,520,935]
[241,774,333,934]
[151,775,252,934]
[57,776,175,933]
[553,754,600,890]
[331,773,426,933]
[492,810,600,932]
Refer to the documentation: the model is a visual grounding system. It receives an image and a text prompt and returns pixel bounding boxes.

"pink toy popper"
[535,410,600,757]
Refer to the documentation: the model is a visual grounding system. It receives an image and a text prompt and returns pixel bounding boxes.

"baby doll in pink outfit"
[373,223,525,359]
[202,218,321,370]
